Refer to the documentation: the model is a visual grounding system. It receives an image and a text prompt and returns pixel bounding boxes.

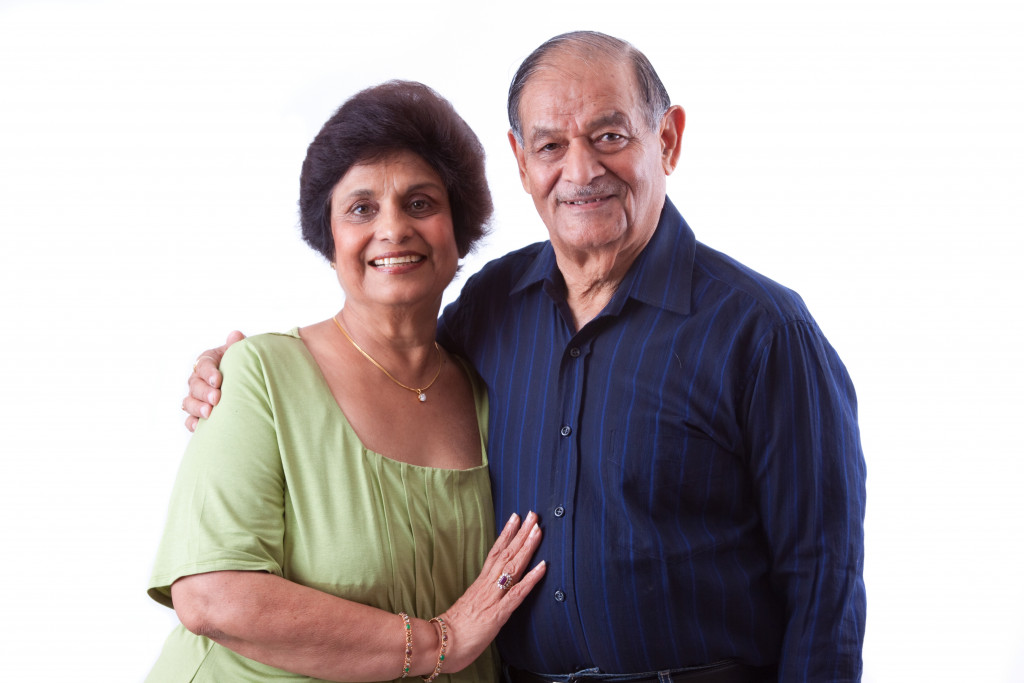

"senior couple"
[150,31,866,683]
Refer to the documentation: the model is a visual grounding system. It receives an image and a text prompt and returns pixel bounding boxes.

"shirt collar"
[510,196,695,317]
[510,239,560,296]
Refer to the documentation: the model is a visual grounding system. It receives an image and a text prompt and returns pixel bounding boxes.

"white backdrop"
[1,0,1022,680]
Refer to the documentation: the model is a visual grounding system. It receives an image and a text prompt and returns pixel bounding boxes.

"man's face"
[509,51,682,262]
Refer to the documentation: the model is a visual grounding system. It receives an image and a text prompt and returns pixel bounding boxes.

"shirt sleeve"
[743,320,867,682]
[437,292,471,357]
[148,340,286,608]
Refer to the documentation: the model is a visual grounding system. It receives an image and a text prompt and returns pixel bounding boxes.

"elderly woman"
[146,81,545,682]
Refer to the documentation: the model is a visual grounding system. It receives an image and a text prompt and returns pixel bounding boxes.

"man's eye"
[600,133,623,142]
[540,143,559,152]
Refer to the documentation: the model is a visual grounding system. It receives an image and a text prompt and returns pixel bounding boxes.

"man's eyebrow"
[526,112,633,144]
[526,126,560,145]
[589,112,630,129]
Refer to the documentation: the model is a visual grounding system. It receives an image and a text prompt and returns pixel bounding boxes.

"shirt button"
[560,425,572,437]
[554,506,565,517]
[569,347,581,358]
[554,590,566,602]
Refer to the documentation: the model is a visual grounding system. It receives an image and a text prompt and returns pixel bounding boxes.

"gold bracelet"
[421,616,448,682]
[398,612,412,679]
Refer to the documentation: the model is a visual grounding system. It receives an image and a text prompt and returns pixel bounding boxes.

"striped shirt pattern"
[437,198,866,681]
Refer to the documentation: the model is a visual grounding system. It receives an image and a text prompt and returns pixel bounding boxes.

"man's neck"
[554,239,644,331]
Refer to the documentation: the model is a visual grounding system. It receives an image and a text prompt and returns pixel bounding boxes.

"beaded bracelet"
[398,612,413,679]
[421,616,448,682]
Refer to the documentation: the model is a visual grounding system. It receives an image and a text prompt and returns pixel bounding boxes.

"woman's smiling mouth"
[371,254,425,267]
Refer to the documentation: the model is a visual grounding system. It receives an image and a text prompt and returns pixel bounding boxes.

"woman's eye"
[352,203,372,216]
[409,197,440,215]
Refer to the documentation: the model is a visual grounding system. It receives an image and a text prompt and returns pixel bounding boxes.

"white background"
[1,0,1022,680]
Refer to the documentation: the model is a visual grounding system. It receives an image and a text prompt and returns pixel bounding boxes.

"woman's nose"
[377,204,414,243]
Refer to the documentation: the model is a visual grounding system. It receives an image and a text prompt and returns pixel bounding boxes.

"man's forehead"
[518,54,641,129]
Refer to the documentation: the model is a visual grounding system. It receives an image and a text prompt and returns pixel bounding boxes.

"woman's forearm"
[171,570,440,682]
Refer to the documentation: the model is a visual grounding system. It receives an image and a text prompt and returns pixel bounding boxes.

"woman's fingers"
[482,512,524,571]
[483,552,548,626]
[440,514,545,672]
[477,511,542,595]
[484,511,541,584]
[498,559,547,611]
[497,512,522,544]
[498,519,541,584]
[484,516,541,611]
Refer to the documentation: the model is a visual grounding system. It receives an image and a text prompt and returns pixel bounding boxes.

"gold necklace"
[332,315,444,403]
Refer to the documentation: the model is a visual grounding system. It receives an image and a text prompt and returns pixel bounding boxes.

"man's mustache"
[557,182,624,203]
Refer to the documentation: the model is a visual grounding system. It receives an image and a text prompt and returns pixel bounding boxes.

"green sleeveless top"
[147,330,498,682]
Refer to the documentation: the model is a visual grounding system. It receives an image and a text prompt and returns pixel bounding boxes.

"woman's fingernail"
[529,524,541,538]
[505,513,519,529]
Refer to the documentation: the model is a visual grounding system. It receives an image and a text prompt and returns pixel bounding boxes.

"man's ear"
[659,105,685,175]
[508,130,532,193]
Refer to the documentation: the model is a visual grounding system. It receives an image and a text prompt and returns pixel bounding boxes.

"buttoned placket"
[551,330,591,636]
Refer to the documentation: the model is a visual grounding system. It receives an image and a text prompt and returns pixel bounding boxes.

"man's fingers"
[188,373,220,406]
[182,393,212,420]
[193,332,245,389]
[183,365,220,423]
[179,332,245,433]
[192,354,224,390]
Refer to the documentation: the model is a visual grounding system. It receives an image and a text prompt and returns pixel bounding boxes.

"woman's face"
[329,150,459,313]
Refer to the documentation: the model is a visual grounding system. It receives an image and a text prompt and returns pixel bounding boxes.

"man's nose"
[562,140,604,186]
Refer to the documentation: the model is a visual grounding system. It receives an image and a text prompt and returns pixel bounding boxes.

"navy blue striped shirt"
[437,198,866,681]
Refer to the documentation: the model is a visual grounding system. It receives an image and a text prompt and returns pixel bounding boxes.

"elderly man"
[184,31,865,683]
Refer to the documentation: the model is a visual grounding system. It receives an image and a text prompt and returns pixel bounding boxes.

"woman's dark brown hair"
[300,80,492,260]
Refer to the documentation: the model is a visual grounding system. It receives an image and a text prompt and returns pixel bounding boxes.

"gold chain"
[332,315,443,403]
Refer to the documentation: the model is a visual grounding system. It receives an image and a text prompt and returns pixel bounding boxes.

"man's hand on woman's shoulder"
[182,330,246,432]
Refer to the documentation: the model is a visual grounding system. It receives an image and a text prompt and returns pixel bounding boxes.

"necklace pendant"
[418,392,427,402]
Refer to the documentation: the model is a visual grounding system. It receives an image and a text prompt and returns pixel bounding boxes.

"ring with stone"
[496,572,514,591]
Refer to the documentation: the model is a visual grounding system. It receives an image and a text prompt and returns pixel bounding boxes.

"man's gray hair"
[507,31,672,144]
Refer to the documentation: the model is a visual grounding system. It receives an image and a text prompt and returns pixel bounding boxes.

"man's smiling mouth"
[563,195,612,206]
